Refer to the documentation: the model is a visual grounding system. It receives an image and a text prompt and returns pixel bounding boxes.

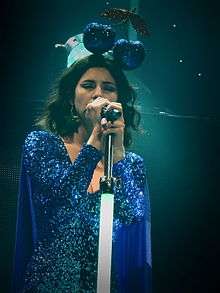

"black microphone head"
[101,106,121,122]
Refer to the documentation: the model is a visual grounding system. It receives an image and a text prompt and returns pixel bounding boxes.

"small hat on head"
[66,34,92,68]
[56,34,91,68]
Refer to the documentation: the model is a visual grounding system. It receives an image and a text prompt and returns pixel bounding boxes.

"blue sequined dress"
[12,130,152,292]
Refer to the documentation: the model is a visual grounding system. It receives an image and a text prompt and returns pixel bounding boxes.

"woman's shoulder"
[25,130,58,142]
[125,150,144,164]
[23,130,61,151]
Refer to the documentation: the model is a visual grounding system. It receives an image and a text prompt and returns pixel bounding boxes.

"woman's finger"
[102,126,124,135]
[107,121,125,128]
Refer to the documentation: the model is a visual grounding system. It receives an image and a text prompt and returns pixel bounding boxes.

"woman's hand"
[86,99,125,163]
[84,97,109,129]
[86,97,110,151]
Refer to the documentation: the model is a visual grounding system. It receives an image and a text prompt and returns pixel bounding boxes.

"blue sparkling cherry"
[113,39,145,70]
[83,22,115,54]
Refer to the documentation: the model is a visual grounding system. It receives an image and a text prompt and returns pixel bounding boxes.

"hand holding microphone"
[84,96,121,126]
[86,97,125,162]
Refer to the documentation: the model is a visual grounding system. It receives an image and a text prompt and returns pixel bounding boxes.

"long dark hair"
[35,54,141,147]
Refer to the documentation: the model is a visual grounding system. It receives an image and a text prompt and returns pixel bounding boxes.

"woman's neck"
[63,125,89,147]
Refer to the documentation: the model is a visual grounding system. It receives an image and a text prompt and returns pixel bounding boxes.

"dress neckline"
[55,134,76,165]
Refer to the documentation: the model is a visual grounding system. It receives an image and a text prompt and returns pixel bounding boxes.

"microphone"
[101,105,121,122]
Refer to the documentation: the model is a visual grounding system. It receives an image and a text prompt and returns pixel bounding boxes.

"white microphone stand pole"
[96,133,115,293]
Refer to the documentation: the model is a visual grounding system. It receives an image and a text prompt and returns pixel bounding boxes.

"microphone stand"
[96,133,115,293]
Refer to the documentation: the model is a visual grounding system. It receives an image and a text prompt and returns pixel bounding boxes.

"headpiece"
[55,22,146,70]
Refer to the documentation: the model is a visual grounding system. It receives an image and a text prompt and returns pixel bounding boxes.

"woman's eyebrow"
[81,80,115,85]
[102,81,116,86]
[81,79,95,83]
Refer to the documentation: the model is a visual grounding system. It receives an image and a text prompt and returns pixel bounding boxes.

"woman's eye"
[104,85,117,92]
[81,83,95,89]
[81,83,116,92]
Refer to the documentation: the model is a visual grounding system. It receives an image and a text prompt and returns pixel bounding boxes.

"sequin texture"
[15,130,151,292]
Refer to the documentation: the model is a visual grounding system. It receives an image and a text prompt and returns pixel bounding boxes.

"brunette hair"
[35,54,141,147]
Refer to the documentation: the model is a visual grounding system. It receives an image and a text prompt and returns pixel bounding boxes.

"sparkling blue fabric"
[12,130,152,292]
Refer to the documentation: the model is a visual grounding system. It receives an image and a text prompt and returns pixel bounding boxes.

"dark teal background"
[1,0,219,292]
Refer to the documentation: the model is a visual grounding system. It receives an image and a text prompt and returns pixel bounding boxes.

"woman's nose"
[92,86,103,100]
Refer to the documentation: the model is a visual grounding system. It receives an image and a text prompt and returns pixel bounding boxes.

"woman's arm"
[23,131,102,197]
[112,152,150,224]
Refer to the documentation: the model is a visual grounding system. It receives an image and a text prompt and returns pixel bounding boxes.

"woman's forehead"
[79,67,116,83]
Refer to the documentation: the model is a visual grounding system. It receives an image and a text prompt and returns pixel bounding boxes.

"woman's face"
[74,67,118,118]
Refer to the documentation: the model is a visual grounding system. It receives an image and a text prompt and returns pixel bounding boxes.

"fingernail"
[101,118,107,125]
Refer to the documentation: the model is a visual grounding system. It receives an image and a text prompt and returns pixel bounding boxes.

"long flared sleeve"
[112,153,152,293]
[11,155,34,293]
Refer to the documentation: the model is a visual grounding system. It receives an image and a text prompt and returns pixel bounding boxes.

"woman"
[12,54,152,292]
